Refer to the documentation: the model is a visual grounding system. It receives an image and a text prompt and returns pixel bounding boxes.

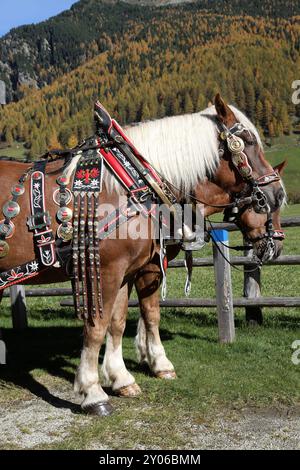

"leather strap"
[27,162,56,267]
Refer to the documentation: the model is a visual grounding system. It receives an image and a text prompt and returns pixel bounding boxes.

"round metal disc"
[0,240,9,258]
[57,207,73,223]
[53,188,72,206]
[32,171,42,181]
[228,136,245,154]
[0,220,15,239]
[57,223,73,242]
[3,201,20,219]
[11,183,25,197]
[56,175,69,186]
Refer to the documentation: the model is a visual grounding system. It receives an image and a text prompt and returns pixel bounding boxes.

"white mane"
[103,104,262,193]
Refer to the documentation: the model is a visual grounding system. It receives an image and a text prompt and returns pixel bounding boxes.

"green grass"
[0,142,27,159]
[264,134,300,202]
[0,206,299,449]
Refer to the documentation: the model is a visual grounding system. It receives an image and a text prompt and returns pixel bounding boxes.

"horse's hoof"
[115,383,142,397]
[155,370,177,380]
[83,401,113,416]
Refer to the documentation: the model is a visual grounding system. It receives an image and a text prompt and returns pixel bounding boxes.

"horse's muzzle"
[253,237,283,263]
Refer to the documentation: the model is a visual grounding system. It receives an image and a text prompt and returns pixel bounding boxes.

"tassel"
[184,250,193,297]
[159,227,167,301]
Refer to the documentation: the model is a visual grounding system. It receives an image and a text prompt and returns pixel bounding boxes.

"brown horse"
[100,96,287,395]
[0,95,285,415]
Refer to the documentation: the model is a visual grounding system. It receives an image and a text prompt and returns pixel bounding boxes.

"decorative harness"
[0,103,186,317]
[0,105,285,313]
[216,121,285,250]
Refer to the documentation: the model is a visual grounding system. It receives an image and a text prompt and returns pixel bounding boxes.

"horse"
[100,95,287,396]
[0,94,285,416]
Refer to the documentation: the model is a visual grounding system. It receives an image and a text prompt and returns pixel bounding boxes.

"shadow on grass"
[0,326,82,413]
[0,317,179,411]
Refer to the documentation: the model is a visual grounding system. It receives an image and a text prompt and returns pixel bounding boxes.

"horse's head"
[214,94,286,262]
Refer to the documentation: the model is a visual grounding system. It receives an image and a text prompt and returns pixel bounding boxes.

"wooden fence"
[1,216,299,359]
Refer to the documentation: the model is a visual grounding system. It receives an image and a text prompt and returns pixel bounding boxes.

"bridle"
[213,120,285,254]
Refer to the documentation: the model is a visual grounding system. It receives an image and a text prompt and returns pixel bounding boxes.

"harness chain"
[72,192,81,317]
[79,192,88,319]
[87,192,97,318]
[93,193,104,318]
[0,169,28,259]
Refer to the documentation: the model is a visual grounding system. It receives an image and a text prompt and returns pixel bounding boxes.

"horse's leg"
[135,259,176,379]
[101,283,141,397]
[74,268,125,416]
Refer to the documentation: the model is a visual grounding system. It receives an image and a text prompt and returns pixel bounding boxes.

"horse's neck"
[194,180,230,217]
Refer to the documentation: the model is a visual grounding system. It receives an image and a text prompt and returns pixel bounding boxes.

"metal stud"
[220,131,228,141]
[3,201,20,219]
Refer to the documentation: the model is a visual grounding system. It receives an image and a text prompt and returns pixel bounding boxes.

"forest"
[0,1,300,158]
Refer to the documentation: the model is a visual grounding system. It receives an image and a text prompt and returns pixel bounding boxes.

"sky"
[0,0,77,37]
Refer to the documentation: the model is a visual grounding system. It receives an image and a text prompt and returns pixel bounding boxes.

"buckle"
[27,211,52,231]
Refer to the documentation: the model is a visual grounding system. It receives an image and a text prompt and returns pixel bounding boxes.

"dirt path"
[0,385,299,450]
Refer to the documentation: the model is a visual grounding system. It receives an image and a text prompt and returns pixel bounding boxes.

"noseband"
[218,121,285,247]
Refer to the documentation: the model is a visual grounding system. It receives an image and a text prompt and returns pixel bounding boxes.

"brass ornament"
[57,207,73,223]
[227,135,245,154]
[53,188,72,206]
[0,240,9,258]
[220,131,229,141]
[0,220,15,239]
[3,201,20,219]
[57,223,74,242]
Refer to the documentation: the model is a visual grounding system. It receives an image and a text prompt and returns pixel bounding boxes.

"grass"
[0,203,299,449]
[264,134,300,202]
[0,133,299,448]
[0,142,27,159]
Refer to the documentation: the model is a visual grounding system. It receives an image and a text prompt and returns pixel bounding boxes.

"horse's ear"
[273,160,287,175]
[214,93,236,125]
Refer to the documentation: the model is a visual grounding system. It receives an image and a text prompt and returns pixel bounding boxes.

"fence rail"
[2,216,300,347]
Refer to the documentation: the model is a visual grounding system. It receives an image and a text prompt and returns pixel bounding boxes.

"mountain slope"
[1,8,299,159]
[1,0,300,102]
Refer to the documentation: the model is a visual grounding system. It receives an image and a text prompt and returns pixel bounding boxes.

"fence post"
[243,240,263,325]
[10,285,28,329]
[0,329,6,365]
[212,230,235,343]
